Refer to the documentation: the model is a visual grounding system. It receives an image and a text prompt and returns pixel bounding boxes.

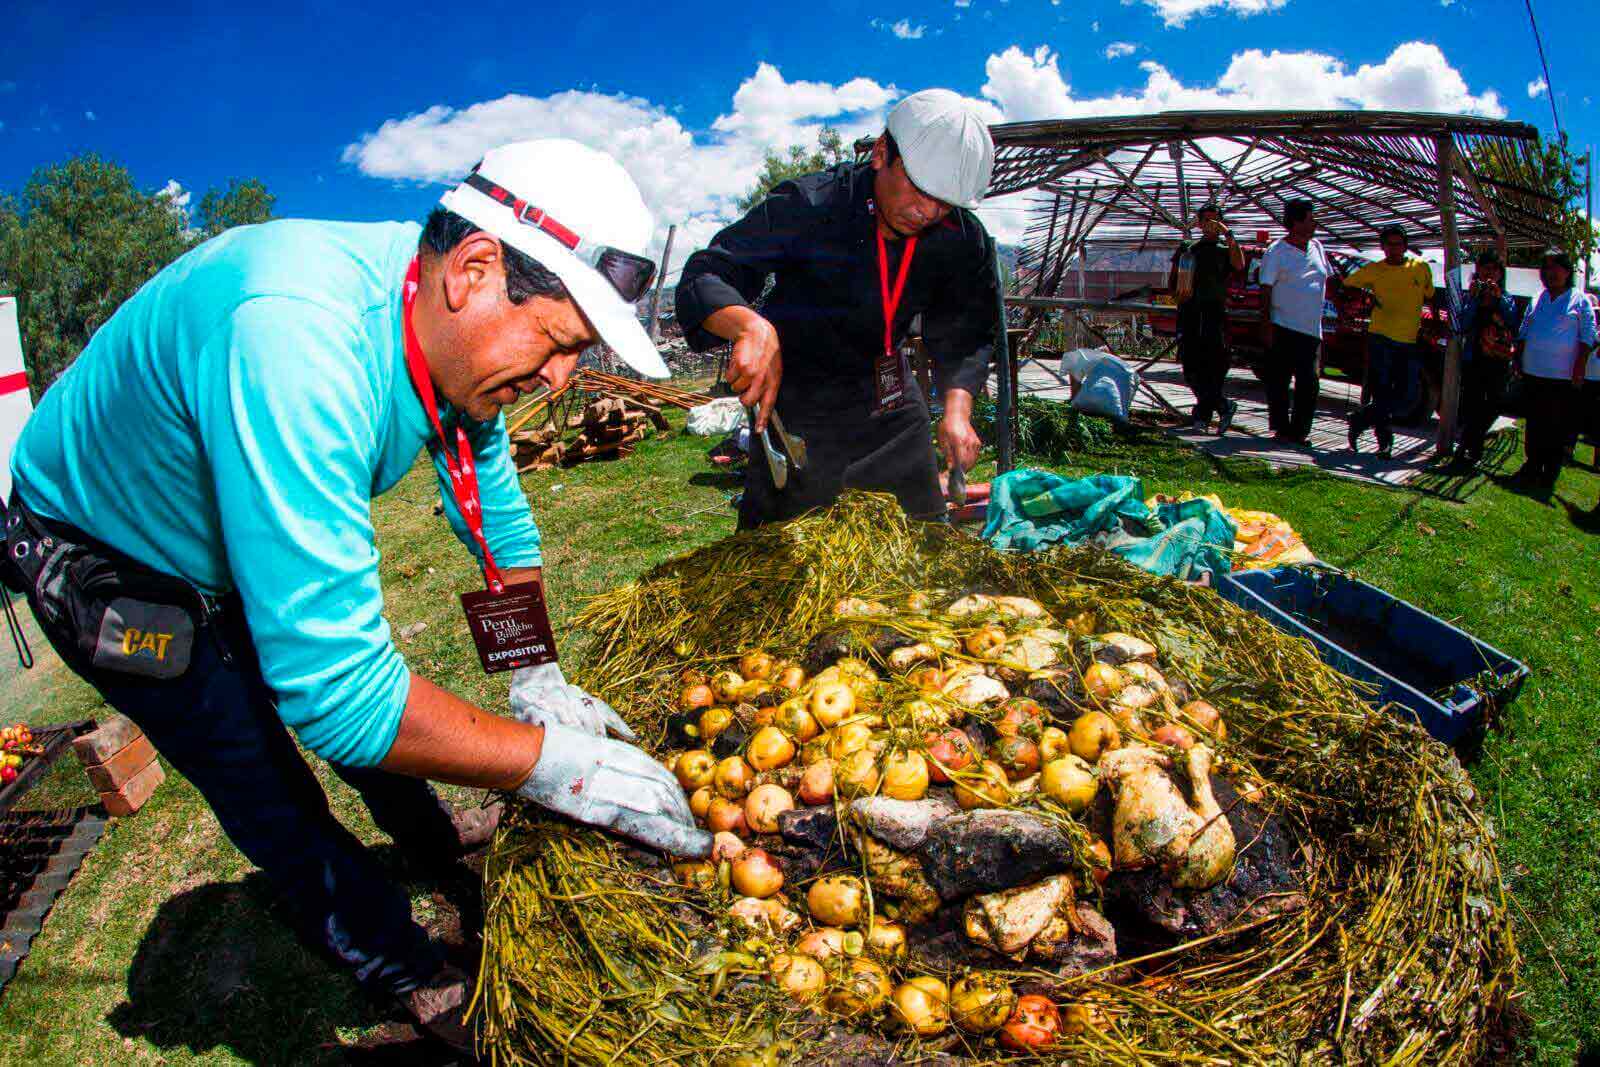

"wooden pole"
[646,224,677,343]
[1435,135,1464,456]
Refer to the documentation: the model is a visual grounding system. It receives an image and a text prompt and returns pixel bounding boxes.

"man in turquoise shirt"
[4,140,709,1051]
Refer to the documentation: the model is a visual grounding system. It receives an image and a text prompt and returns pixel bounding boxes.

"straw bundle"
[474,493,1515,1065]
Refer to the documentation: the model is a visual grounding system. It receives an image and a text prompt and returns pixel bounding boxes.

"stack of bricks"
[71,714,164,816]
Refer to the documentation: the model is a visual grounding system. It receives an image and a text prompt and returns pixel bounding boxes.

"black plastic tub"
[1216,566,1528,745]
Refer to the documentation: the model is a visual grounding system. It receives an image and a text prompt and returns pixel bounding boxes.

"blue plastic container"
[1215,566,1528,745]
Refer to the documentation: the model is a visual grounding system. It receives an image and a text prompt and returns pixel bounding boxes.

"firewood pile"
[504,366,715,472]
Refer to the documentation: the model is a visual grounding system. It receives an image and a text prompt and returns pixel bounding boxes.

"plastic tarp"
[686,397,747,437]
[982,469,1237,582]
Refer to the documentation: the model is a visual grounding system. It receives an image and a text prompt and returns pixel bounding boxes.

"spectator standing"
[1257,200,1333,444]
[1168,203,1245,434]
[1514,249,1597,488]
[1342,226,1435,459]
[1578,291,1600,468]
[1448,248,1521,467]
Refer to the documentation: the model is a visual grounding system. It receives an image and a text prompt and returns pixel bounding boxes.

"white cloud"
[1104,42,1137,59]
[1141,0,1287,28]
[870,17,927,39]
[1528,78,1548,99]
[157,179,191,212]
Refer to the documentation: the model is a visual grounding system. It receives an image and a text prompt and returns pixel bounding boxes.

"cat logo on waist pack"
[94,597,196,680]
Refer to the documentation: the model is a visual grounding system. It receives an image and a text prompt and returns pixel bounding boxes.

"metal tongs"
[747,405,807,490]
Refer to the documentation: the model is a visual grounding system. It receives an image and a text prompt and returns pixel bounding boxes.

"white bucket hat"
[438,139,669,379]
[886,89,995,210]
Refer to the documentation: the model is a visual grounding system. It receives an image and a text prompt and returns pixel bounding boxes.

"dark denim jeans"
[1351,335,1419,451]
[36,594,451,998]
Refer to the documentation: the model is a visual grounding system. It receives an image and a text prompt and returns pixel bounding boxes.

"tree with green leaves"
[1471,139,1596,271]
[0,155,274,397]
[736,126,849,213]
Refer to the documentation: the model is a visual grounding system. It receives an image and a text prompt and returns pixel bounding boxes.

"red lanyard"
[877,231,918,362]
[401,256,505,594]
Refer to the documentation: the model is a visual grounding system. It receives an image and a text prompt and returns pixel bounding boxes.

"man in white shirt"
[1257,200,1333,444]
[1515,249,1597,488]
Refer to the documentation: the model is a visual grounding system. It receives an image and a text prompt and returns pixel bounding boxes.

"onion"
[990,736,1041,782]
[739,651,776,681]
[798,759,836,805]
[949,974,1017,1032]
[769,952,826,1000]
[832,749,881,800]
[711,831,746,863]
[672,861,715,891]
[698,706,734,741]
[1000,993,1061,1050]
[688,786,714,821]
[775,699,819,743]
[746,726,796,771]
[1151,723,1196,750]
[880,750,930,801]
[891,976,950,1035]
[679,684,715,711]
[799,737,831,767]
[965,623,1008,658]
[775,663,807,691]
[1038,725,1070,763]
[706,796,748,835]
[745,783,795,833]
[827,719,876,761]
[1082,662,1128,703]
[863,919,908,964]
[1041,755,1098,813]
[730,848,784,898]
[1067,712,1121,763]
[924,729,975,783]
[809,682,856,728]
[713,755,755,799]
[1181,699,1226,739]
[806,875,866,928]
[674,750,716,790]
[824,958,891,1017]
[711,670,746,704]
[953,759,1012,810]
[794,926,848,960]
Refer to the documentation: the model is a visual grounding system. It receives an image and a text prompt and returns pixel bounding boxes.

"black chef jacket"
[676,162,998,528]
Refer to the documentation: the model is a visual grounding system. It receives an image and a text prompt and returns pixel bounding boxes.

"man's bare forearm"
[381,671,543,790]
[702,305,766,342]
[942,387,974,423]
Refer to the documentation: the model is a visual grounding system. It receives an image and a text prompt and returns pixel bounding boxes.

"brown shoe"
[450,800,503,854]
[401,963,476,1057]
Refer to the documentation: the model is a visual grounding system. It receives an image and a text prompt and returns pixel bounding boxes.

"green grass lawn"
[1,410,1596,1064]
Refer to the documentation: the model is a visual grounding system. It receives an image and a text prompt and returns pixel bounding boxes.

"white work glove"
[508,662,636,740]
[518,722,712,858]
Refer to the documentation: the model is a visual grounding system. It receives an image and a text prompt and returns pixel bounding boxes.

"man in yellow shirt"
[1343,225,1436,458]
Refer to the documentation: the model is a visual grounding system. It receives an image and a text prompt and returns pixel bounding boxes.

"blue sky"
[1,0,1593,262]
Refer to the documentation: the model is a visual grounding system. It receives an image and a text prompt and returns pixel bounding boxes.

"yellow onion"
[1082,662,1127,703]
[1041,755,1098,814]
[769,952,826,1000]
[1067,712,1121,763]
[1181,699,1226,739]
[809,682,856,728]
[740,651,776,681]
[775,699,820,743]
[1038,725,1070,763]
[891,977,950,1036]
[698,706,734,741]
[675,750,716,791]
[714,755,755,799]
[735,680,776,704]
[679,684,714,711]
[863,919,908,965]
[688,786,714,821]
[825,958,892,1017]
[953,759,1011,810]
[706,796,748,835]
[745,783,795,833]
[711,670,746,704]
[730,848,784,898]
[807,875,866,927]
[833,749,881,800]
[710,831,745,863]
[775,663,807,691]
[795,926,850,960]
[798,736,830,767]
[798,759,836,805]
[949,974,1017,1032]
[828,719,877,761]
[880,750,930,801]
[747,726,797,771]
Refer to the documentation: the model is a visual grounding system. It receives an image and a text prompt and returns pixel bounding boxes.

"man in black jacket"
[676,89,999,528]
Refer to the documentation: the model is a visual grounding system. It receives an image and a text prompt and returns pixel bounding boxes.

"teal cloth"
[11,220,542,767]
[981,469,1237,581]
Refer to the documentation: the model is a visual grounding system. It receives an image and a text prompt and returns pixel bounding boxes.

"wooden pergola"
[987,110,1565,452]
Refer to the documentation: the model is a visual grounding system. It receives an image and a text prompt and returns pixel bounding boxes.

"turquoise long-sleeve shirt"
[10,220,542,766]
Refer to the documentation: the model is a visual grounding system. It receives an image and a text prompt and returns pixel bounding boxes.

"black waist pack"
[3,495,207,680]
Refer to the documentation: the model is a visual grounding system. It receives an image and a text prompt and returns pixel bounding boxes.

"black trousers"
[1521,375,1578,484]
[739,389,944,529]
[1263,327,1321,439]
[1178,302,1231,424]
[1458,357,1511,460]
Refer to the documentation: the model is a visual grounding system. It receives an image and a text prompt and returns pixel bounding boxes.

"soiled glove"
[518,722,712,858]
[508,662,636,740]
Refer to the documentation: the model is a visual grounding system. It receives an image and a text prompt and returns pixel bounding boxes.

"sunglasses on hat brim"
[462,172,657,304]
